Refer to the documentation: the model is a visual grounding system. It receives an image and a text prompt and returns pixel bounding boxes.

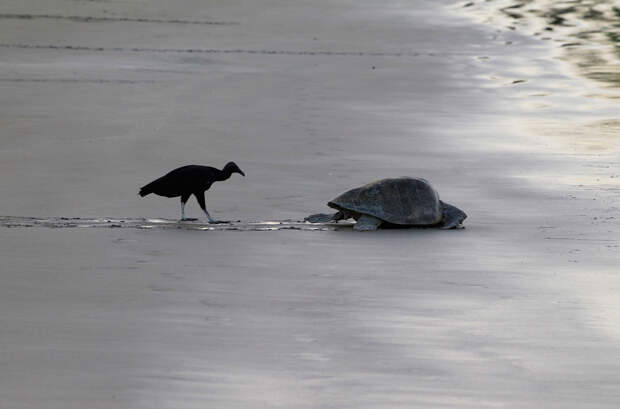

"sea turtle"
[305,177,467,231]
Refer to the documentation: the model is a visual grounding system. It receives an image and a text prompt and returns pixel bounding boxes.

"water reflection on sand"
[0,216,352,231]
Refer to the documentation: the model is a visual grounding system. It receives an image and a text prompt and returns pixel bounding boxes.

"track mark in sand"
[0,78,155,84]
[544,236,618,243]
[0,43,455,58]
[0,13,237,26]
[0,216,351,232]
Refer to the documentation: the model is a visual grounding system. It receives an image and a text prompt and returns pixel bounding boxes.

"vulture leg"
[194,191,223,224]
[180,193,192,221]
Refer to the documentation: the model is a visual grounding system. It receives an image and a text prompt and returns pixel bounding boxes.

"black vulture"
[139,162,245,222]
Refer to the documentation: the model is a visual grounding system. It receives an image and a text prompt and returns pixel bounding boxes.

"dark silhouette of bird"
[139,162,245,222]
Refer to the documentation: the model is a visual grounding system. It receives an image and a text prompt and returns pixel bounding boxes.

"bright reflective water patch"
[0,216,352,232]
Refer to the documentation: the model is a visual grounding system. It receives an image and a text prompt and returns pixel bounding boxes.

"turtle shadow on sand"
[305,177,467,231]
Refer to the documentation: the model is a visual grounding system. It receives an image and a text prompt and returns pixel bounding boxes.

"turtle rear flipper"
[305,211,344,223]
[353,214,383,231]
[440,201,467,229]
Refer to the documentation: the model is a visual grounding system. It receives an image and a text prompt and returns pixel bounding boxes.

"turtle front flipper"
[305,211,344,223]
[353,214,383,231]
[440,201,467,229]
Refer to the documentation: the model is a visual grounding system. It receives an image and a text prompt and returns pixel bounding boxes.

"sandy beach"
[1,0,619,408]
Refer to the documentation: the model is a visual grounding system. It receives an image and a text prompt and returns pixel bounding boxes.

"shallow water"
[462,0,620,96]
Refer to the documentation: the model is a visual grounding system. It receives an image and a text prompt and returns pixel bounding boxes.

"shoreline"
[458,0,620,98]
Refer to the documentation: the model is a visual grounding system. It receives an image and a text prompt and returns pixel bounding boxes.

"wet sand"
[1,0,620,408]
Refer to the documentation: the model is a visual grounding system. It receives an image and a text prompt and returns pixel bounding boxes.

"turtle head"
[440,201,467,229]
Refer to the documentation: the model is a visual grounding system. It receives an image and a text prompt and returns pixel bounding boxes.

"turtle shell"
[327,177,442,226]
